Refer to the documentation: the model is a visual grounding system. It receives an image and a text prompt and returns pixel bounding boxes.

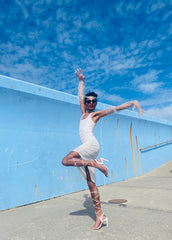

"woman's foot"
[91,213,108,230]
[95,158,108,177]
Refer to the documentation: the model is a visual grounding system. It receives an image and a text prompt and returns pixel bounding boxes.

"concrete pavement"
[0,160,172,240]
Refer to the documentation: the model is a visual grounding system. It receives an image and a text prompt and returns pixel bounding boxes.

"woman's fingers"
[75,68,85,80]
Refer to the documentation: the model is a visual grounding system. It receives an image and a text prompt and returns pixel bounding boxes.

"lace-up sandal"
[95,158,109,177]
[90,190,108,230]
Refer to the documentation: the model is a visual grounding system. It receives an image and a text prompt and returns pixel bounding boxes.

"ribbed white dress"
[73,113,100,183]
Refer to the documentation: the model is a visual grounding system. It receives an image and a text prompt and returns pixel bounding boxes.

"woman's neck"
[86,109,95,113]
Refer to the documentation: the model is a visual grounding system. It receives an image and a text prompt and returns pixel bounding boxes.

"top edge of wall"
[0,74,172,126]
[0,74,79,105]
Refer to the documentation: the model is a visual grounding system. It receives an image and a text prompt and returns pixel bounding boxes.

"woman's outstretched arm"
[75,69,85,114]
[93,100,143,122]
[115,100,143,115]
[105,100,143,115]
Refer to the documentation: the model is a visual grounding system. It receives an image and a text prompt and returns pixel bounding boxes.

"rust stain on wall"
[111,170,114,182]
[103,118,108,125]
[116,119,119,137]
[135,136,142,176]
[125,158,128,179]
[35,184,37,201]
[154,133,157,142]
[130,123,136,177]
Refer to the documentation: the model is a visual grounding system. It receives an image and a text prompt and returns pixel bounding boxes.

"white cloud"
[126,2,142,12]
[132,70,163,94]
[94,89,124,104]
[85,20,101,30]
[140,89,172,107]
[163,10,172,20]
[150,1,166,12]
[56,8,67,22]
[0,0,171,125]
[115,1,142,15]
[83,36,169,79]
[168,23,172,34]
[138,82,163,94]
[168,73,172,79]
[145,104,172,122]
[15,0,29,18]
[81,45,148,79]
[133,70,158,84]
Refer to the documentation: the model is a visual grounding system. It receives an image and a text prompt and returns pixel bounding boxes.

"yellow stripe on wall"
[130,123,137,177]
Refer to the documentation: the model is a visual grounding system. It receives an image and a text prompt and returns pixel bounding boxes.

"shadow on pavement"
[69,194,96,221]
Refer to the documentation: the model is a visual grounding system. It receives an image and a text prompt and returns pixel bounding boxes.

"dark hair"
[84,91,98,104]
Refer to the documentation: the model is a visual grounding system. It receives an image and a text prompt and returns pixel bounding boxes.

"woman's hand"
[132,100,144,116]
[75,69,85,81]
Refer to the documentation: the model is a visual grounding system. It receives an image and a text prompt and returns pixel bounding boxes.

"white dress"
[73,113,100,183]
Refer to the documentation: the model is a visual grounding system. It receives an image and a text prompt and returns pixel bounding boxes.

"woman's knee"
[87,179,96,190]
[62,154,71,166]
[62,156,68,166]
[62,151,80,166]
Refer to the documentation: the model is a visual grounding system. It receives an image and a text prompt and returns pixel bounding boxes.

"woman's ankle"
[96,211,103,219]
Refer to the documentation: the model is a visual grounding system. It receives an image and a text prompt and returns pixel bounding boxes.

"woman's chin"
[87,108,95,112]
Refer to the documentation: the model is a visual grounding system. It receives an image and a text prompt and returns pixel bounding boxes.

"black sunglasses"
[86,99,97,104]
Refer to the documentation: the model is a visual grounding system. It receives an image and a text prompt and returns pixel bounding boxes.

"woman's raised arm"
[75,69,85,114]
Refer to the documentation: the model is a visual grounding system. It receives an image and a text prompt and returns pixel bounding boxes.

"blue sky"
[0,0,172,121]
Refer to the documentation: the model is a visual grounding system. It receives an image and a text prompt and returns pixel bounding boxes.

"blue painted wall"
[0,75,172,210]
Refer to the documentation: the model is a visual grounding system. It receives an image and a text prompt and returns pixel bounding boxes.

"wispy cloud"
[147,0,168,13]
[141,89,172,107]
[0,0,171,121]
[93,89,125,105]
[132,70,163,94]
[145,104,172,122]
[137,82,163,94]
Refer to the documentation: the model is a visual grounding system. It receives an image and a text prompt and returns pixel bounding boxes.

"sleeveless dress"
[73,113,100,183]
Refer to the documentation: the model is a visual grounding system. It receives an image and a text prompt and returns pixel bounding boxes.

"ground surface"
[0,161,172,240]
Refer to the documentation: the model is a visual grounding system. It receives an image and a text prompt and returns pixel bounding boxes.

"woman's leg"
[62,151,108,177]
[85,166,106,230]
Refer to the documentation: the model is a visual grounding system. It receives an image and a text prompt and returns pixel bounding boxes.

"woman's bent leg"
[62,151,108,177]
[62,151,95,167]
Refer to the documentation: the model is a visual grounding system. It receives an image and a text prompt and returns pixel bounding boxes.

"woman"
[62,69,143,230]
